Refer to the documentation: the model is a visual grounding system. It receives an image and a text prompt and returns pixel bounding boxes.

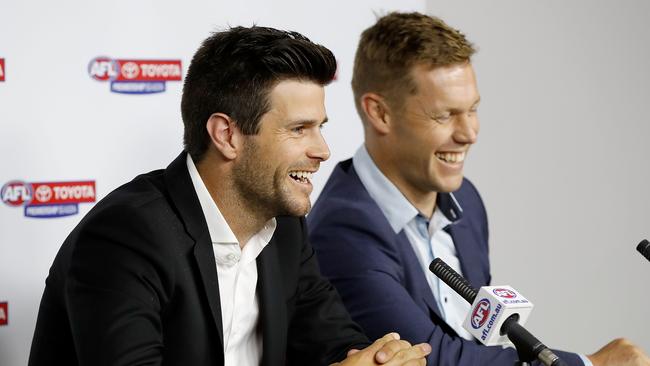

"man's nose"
[453,114,479,144]
[307,130,331,162]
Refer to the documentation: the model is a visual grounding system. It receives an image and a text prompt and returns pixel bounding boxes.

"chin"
[295,201,312,216]
[436,176,465,193]
[285,207,310,217]
[278,199,311,217]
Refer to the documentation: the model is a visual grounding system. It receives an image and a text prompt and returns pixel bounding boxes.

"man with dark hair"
[308,12,650,366]
[28,26,431,366]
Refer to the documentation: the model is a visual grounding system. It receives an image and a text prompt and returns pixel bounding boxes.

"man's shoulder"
[49,167,186,288]
[318,158,365,196]
[454,177,487,219]
[71,168,179,241]
[95,151,190,215]
[456,177,482,201]
[100,169,168,210]
[309,159,393,237]
[313,159,376,210]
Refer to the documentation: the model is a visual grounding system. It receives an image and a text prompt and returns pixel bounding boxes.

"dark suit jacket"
[308,159,583,366]
[28,152,368,366]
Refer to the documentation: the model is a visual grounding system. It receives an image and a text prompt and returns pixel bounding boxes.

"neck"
[409,192,437,219]
[196,158,269,248]
[365,141,437,219]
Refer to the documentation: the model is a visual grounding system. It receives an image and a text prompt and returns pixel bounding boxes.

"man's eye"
[292,126,305,134]
[433,114,451,123]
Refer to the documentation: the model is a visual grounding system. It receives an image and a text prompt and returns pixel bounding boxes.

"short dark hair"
[181,26,337,161]
[352,12,475,117]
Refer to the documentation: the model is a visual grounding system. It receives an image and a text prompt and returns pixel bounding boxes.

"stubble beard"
[232,140,310,219]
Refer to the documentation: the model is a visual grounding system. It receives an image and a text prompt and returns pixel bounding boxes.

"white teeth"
[289,171,313,183]
[436,152,465,163]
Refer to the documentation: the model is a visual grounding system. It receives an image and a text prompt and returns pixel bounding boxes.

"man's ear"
[205,113,241,160]
[360,92,392,135]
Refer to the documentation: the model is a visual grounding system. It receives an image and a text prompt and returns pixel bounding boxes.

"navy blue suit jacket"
[308,159,583,366]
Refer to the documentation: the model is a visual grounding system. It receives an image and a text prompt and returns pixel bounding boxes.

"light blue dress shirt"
[351,145,592,365]
[352,145,473,340]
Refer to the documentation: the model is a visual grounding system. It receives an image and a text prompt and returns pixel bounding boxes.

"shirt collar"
[186,154,239,243]
[186,154,276,246]
[352,145,463,234]
[437,186,464,222]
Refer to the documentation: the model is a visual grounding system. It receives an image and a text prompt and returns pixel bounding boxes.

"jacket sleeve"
[65,203,173,366]
[308,201,584,366]
[284,217,370,366]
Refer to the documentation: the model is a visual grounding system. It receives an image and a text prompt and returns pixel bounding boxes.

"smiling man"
[308,12,650,366]
[28,26,431,366]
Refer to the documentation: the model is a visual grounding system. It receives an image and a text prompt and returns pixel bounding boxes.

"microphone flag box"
[462,286,534,346]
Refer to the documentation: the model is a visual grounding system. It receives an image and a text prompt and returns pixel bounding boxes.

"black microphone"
[637,239,650,262]
[429,258,567,366]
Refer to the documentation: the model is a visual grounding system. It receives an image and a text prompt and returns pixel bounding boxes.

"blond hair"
[352,12,475,116]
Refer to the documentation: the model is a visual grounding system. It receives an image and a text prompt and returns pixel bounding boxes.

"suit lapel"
[437,191,484,289]
[394,231,444,321]
[257,239,287,366]
[192,232,225,347]
[445,221,483,288]
[346,163,446,322]
[164,152,224,347]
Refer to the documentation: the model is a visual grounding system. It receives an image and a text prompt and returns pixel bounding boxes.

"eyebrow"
[287,116,329,127]
[445,97,481,114]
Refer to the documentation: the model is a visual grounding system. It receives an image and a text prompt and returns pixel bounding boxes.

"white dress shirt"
[187,154,276,366]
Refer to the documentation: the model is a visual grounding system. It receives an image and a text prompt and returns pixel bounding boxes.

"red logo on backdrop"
[470,298,491,329]
[1,181,32,206]
[88,56,182,94]
[493,288,517,299]
[0,302,7,326]
[1,180,96,218]
[0,58,5,82]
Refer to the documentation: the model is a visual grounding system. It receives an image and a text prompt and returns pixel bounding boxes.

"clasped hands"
[331,333,431,366]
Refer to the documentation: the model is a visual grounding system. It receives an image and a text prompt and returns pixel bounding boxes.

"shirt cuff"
[578,354,593,366]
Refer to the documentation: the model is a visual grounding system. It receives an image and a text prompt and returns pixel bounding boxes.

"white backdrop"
[424,0,650,358]
[0,1,424,365]
[1,1,649,365]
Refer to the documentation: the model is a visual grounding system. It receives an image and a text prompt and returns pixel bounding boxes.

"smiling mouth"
[288,170,314,184]
[435,151,466,164]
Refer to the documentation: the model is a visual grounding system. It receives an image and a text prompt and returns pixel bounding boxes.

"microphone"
[637,239,650,262]
[428,258,533,345]
[461,285,534,346]
[429,258,567,366]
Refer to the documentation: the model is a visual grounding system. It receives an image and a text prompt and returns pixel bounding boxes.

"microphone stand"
[502,314,537,366]
[501,314,568,366]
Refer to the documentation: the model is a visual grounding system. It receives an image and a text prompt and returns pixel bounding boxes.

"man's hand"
[588,338,650,366]
[331,333,431,366]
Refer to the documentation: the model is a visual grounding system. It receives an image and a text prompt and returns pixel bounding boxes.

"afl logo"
[470,299,491,329]
[493,288,517,299]
[1,181,32,207]
[88,57,118,81]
